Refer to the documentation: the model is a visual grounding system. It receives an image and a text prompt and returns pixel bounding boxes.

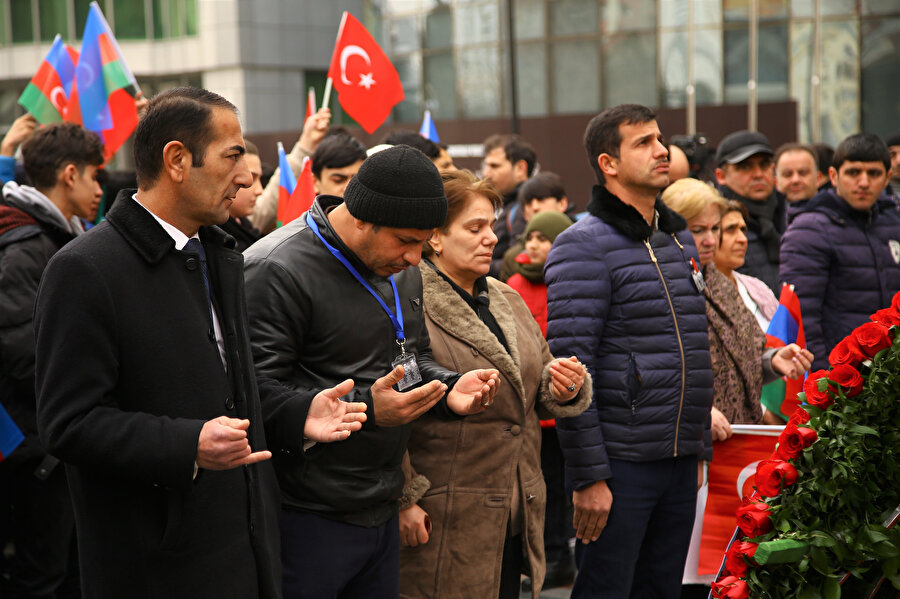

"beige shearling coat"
[398,266,591,599]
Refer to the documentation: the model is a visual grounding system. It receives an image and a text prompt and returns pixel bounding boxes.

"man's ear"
[313,175,322,195]
[829,166,838,188]
[513,159,529,181]
[559,196,569,211]
[162,141,188,183]
[715,166,728,186]
[59,163,79,189]
[598,154,617,179]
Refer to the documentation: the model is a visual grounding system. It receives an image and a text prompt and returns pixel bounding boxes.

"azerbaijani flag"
[66,2,140,160]
[760,284,806,420]
[17,35,79,124]
[275,142,297,228]
[419,109,440,143]
[277,156,315,227]
[0,403,24,462]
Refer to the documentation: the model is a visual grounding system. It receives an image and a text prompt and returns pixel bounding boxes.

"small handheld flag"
[67,2,141,160]
[276,142,297,227]
[419,109,440,143]
[278,157,316,228]
[306,87,317,121]
[325,12,404,134]
[17,35,79,124]
[0,403,24,462]
[760,284,806,420]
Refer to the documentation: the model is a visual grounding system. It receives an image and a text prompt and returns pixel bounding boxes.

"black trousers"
[280,509,399,599]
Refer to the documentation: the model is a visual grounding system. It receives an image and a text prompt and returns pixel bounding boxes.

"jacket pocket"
[627,352,642,417]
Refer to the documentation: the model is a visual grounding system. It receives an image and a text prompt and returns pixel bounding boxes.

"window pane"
[392,54,422,122]
[152,0,164,38]
[515,0,544,40]
[458,45,500,117]
[516,42,546,116]
[789,21,814,141]
[75,0,91,36]
[660,0,722,28]
[603,0,656,33]
[0,2,7,45]
[724,0,788,22]
[552,39,598,114]
[389,15,418,53]
[861,17,900,135]
[11,0,34,43]
[185,0,196,36]
[817,20,859,144]
[454,3,498,45]
[551,0,597,36]
[424,7,452,49]
[724,24,788,103]
[662,29,723,108]
[113,0,146,39]
[862,0,900,15]
[605,33,657,108]
[39,0,67,41]
[424,51,457,119]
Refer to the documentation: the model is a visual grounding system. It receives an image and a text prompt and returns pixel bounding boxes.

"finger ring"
[567,384,576,393]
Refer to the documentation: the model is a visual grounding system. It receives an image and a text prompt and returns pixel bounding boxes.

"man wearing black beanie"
[243,145,500,599]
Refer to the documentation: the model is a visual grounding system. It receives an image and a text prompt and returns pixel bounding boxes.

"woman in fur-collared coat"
[398,171,592,599]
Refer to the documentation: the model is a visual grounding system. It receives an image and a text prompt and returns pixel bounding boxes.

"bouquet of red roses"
[711,292,900,598]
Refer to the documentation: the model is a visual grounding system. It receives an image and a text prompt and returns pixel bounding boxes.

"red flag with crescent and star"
[327,12,404,134]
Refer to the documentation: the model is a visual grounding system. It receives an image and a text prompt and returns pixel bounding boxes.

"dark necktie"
[184,238,213,314]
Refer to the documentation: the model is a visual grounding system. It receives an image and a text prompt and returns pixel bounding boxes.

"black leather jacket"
[243,196,459,527]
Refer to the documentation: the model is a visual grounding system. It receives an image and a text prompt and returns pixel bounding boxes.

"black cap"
[343,145,447,229]
[716,130,774,166]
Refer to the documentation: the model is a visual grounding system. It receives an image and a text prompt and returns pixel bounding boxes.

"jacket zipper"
[643,239,686,456]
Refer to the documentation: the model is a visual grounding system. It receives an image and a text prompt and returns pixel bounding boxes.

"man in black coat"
[33,87,367,599]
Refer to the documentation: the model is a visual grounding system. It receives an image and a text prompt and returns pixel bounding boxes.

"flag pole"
[322,11,349,112]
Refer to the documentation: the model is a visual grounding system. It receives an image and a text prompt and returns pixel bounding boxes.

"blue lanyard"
[306,212,405,345]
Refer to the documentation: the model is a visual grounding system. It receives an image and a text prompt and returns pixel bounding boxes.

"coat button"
[526,494,536,503]
[224,397,235,410]
[185,258,198,270]
[509,425,521,436]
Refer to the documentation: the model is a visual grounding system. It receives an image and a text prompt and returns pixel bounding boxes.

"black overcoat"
[34,191,282,599]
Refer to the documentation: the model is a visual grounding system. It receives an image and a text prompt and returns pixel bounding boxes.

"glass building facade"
[372,0,900,146]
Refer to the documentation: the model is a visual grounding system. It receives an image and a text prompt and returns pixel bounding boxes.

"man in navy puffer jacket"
[545,104,713,598]
[780,133,900,370]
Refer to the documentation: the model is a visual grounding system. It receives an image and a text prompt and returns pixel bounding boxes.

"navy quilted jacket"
[545,185,713,490]
[780,189,900,370]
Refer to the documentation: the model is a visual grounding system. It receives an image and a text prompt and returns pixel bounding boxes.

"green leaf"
[848,424,879,435]
[822,577,840,599]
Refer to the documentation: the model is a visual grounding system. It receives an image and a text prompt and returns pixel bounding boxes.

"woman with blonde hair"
[398,170,591,599]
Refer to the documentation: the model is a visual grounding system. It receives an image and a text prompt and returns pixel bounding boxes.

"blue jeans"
[571,455,698,599]
[280,509,399,599]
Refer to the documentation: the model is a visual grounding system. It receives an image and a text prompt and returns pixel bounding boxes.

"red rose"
[712,575,750,599]
[803,370,834,409]
[736,501,773,538]
[828,337,866,367]
[724,541,759,577]
[871,307,900,327]
[775,423,818,460]
[852,321,892,358]
[828,364,864,397]
[755,459,799,497]
[788,407,811,426]
[891,290,900,313]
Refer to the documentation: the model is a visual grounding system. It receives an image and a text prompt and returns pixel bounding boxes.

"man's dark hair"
[584,104,656,185]
[832,134,890,171]
[775,142,818,171]
[518,172,566,207]
[812,143,834,179]
[133,87,237,189]
[483,134,537,177]
[382,129,440,159]
[311,134,367,179]
[243,139,259,156]
[20,122,104,190]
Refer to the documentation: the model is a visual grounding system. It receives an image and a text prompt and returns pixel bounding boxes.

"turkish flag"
[327,12,404,134]
[697,425,782,575]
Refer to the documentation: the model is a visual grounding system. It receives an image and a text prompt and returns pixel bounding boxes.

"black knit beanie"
[343,145,447,229]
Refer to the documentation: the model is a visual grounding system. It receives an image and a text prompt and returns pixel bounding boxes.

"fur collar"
[586,184,687,241]
[420,265,525,402]
[106,189,235,264]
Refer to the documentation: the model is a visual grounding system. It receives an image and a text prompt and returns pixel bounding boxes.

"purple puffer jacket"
[779,189,900,370]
